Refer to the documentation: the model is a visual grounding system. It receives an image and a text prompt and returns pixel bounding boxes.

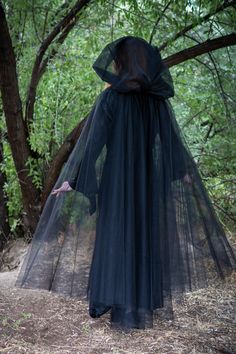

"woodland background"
[0,0,236,250]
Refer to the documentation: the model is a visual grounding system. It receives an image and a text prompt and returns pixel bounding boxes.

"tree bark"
[0,4,41,233]
[0,132,11,251]
[163,33,236,67]
[0,0,91,236]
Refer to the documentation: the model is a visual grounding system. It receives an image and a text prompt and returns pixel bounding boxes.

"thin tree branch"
[212,202,236,223]
[42,9,49,40]
[208,51,232,120]
[104,0,157,25]
[182,106,208,128]
[32,2,42,43]
[38,17,77,79]
[163,33,236,67]
[16,11,27,60]
[25,0,91,129]
[50,0,72,29]
[149,1,172,44]
[183,33,233,121]
[197,122,214,165]
[159,0,236,51]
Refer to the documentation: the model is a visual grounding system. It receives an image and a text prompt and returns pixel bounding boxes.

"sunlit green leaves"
[1,0,236,231]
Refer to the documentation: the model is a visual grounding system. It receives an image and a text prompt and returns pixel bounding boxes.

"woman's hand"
[51,181,73,197]
[182,173,193,185]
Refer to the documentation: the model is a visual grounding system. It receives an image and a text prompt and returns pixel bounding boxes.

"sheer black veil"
[15,36,236,329]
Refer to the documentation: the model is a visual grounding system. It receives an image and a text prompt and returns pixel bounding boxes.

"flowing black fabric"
[16,36,236,329]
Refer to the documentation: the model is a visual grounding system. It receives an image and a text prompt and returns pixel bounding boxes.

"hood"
[92,36,174,99]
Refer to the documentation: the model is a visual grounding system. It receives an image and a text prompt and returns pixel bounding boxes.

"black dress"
[16,36,236,329]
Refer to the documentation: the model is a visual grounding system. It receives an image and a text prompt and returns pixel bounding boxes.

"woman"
[16,36,236,329]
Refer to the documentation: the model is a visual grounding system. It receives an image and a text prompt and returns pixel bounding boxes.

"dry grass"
[0,269,235,354]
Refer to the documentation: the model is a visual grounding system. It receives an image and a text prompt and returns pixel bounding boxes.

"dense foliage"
[0,0,235,238]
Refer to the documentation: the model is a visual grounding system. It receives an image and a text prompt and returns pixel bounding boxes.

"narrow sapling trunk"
[0,4,41,234]
[0,133,11,251]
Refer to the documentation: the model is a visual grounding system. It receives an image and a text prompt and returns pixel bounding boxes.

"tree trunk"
[0,4,41,234]
[0,132,11,251]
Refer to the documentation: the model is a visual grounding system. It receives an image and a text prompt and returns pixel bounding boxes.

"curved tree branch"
[159,0,236,51]
[25,0,91,130]
[38,17,77,79]
[163,33,236,67]
[149,0,172,44]
[41,33,236,204]
[184,33,232,121]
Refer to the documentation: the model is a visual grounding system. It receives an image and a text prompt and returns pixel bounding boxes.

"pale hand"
[51,181,73,197]
[183,173,192,185]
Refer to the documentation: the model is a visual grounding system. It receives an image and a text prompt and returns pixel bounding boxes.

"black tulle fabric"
[16,36,236,329]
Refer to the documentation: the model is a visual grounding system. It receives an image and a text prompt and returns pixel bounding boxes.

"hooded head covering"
[93,36,174,98]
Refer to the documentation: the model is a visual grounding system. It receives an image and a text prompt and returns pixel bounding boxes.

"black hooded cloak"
[16,36,236,329]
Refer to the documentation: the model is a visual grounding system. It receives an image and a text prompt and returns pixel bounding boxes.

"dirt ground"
[0,241,235,354]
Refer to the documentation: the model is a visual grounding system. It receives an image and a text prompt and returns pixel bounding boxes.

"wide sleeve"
[67,89,113,214]
[160,100,193,181]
